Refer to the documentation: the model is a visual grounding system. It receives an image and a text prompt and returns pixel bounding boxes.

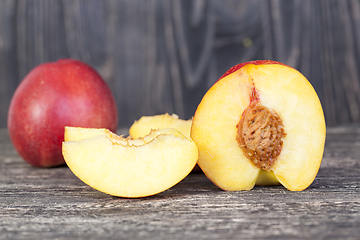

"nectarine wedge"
[62,127,198,198]
[129,113,202,172]
[129,113,192,139]
[190,60,326,191]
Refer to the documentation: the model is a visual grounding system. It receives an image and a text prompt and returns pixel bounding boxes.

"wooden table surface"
[1,126,359,240]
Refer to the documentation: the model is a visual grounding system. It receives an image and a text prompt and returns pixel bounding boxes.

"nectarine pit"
[237,87,286,171]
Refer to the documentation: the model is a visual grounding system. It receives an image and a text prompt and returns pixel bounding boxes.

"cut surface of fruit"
[64,127,112,142]
[129,113,192,139]
[191,61,326,191]
[129,113,202,172]
[63,127,198,198]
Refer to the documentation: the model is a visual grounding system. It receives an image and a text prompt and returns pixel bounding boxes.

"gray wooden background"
[1,0,360,128]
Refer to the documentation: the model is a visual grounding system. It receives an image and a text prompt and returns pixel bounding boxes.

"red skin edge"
[218,60,292,81]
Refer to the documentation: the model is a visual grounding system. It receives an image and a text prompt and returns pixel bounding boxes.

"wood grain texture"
[0,126,360,239]
[1,0,360,128]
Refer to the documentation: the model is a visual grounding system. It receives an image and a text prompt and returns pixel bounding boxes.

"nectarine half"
[190,60,326,191]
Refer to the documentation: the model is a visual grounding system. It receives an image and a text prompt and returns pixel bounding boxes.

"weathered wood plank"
[0,127,359,239]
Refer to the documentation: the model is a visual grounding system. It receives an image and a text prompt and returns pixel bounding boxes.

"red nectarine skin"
[8,59,118,167]
[219,60,290,80]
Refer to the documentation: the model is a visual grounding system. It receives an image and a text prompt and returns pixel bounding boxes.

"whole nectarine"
[8,59,118,167]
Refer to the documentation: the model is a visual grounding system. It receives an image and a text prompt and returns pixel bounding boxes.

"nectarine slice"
[62,127,198,198]
[129,113,203,172]
[190,60,326,191]
[129,113,192,139]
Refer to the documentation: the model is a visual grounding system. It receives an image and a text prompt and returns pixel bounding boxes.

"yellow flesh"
[63,127,198,198]
[191,63,326,191]
[129,113,192,139]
